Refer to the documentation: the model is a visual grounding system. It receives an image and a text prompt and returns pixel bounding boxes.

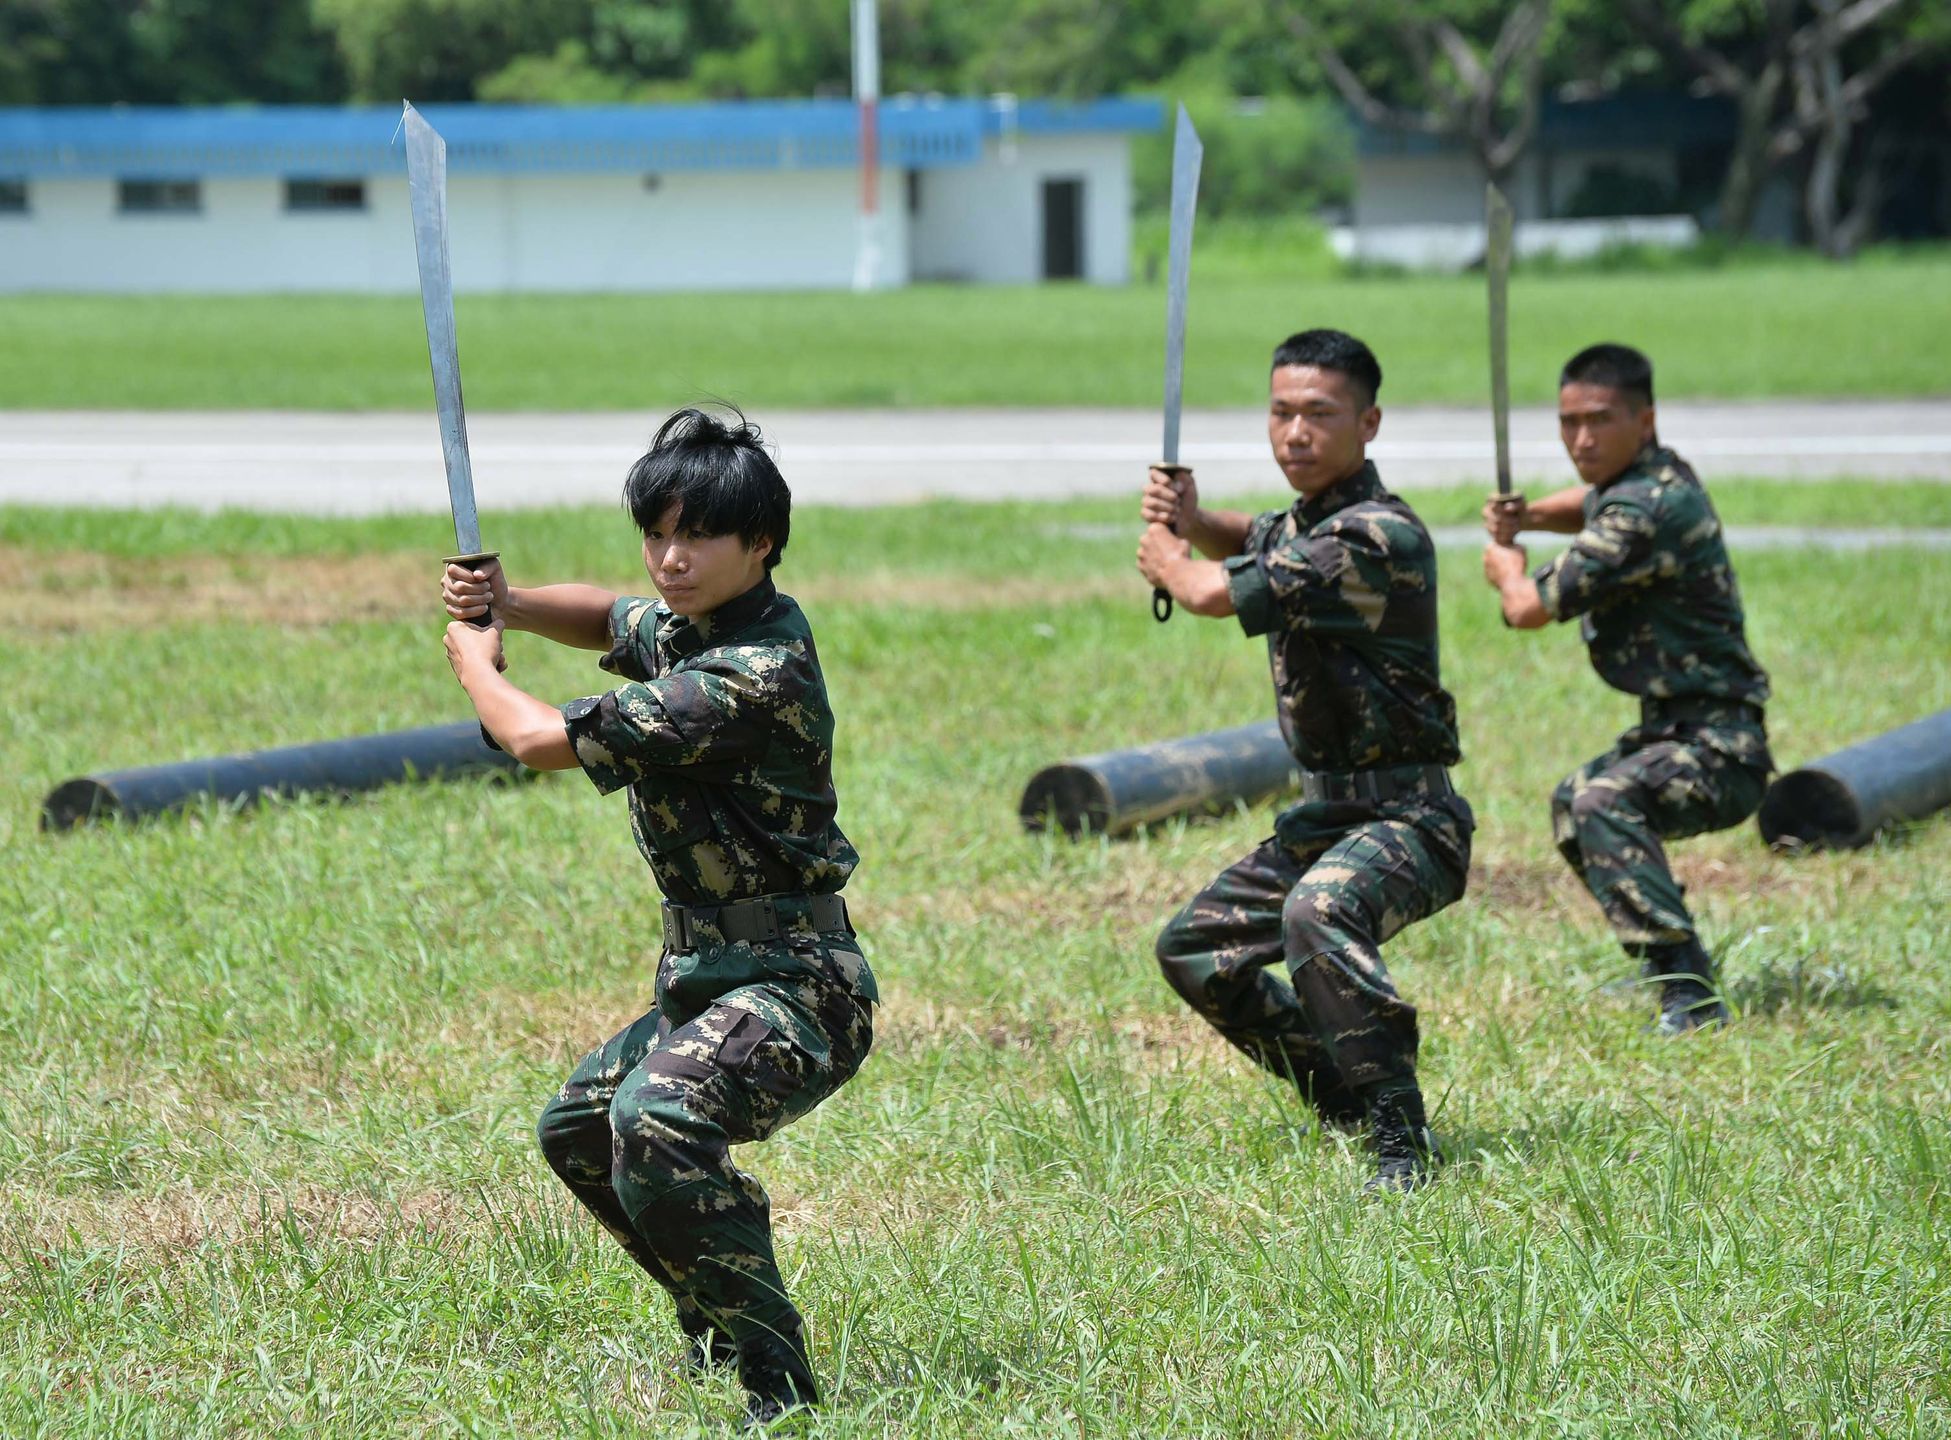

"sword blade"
[1485,181,1515,496]
[1161,104,1204,468]
[403,102,483,556]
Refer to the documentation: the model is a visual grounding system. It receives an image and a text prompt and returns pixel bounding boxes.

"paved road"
[2,400,1948,514]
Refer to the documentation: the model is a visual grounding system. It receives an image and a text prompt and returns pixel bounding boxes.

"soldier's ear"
[1361,404,1382,443]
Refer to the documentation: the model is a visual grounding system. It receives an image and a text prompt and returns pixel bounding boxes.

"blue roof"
[0,98,1163,178]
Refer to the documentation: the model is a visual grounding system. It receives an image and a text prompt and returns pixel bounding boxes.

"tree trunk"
[1718,65,1784,239]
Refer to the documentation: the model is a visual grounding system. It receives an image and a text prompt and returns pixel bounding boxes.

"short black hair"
[622,407,790,569]
[1270,329,1382,408]
[1561,343,1654,409]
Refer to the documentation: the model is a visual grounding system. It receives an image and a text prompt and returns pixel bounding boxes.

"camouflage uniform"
[1533,445,1772,949]
[1156,462,1474,1107]
[535,577,876,1372]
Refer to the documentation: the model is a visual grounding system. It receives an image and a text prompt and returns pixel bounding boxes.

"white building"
[0,98,1159,293]
[1338,93,1798,270]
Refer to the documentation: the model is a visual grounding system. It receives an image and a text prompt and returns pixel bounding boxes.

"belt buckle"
[756,898,781,943]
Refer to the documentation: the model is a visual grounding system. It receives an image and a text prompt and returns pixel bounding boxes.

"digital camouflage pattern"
[561,576,859,907]
[1157,796,1472,1097]
[1222,461,1461,773]
[536,925,874,1350]
[1553,706,1770,947]
[1534,445,1773,950]
[546,577,874,1371]
[1161,462,1472,1103]
[1533,445,1770,708]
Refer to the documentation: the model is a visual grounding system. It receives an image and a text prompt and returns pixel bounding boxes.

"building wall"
[0,166,913,293]
[0,131,1135,292]
[909,132,1131,284]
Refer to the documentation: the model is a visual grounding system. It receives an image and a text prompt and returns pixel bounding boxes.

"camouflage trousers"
[536,924,874,1350]
[1552,723,1769,949]
[1155,796,1473,1098]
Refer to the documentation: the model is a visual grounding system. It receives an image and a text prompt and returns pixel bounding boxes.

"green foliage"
[2,494,1949,1434]
[1131,94,1354,220]
[0,0,345,104]
[310,0,590,102]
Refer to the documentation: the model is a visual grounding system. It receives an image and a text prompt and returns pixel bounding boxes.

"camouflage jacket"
[560,577,859,907]
[1533,445,1770,709]
[1222,461,1462,774]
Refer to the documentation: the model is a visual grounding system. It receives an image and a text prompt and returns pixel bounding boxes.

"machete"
[403,101,497,623]
[1150,104,1204,623]
[1484,181,1515,497]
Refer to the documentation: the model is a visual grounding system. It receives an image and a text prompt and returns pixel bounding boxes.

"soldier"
[439,408,874,1426]
[1138,329,1474,1195]
[1481,343,1771,1034]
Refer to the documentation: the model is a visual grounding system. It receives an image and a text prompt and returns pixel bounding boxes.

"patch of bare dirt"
[0,545,433,632]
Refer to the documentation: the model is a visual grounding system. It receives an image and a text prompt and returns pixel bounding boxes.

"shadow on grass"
[1727,957,1899,1017]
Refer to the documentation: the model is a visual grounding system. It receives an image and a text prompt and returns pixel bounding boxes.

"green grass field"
[4,484,1949,1436]
[3,242,1949,411]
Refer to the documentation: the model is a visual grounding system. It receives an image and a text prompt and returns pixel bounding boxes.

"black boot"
[1644,938,1729,1036]
[1298,1068,1368,1132]
[676,1305,736,1374]
[1362,1084,1441,1196]
[737,1325,819,1430]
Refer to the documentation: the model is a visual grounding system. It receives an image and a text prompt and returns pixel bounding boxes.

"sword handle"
[445,550,500,629]
[1147,465,1191,625]
[446,550,503,752]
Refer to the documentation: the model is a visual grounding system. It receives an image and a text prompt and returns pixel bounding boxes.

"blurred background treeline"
[1,0,1945,255]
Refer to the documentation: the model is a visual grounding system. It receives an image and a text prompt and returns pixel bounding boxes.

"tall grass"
[1,489,1947,1434]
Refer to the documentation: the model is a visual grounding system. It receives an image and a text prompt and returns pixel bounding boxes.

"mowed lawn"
[2,247,1950,411]
[2,483,1948,1437]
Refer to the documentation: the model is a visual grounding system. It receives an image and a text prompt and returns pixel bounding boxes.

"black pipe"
[1757,707,1951,850]
[42,722,527,831]
[1020,720,1298,838]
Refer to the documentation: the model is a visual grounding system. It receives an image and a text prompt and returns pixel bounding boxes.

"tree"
[1286,0,1554,191]
[0,0,343,104]
[1621,0,1945,248]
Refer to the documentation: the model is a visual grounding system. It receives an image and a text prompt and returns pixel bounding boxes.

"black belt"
[1640,695,1764,728]
[661,892,850,951]
[1300,763,1454,805]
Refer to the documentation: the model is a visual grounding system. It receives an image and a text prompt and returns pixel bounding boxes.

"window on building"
[118,179,202,215]
[906,170,922,216]
[0,179,27,215]
[285,178,367,212]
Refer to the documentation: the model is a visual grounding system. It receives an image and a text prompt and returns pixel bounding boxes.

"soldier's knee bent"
[1550,774,1579,825]
[608,1075,718,1222]
[1154,910,1200,985]
[1282,885,1354,958]
[535,1091,598,1184]
[1568,782,1639,831]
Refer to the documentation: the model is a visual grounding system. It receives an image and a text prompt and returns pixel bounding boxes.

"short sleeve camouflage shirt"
[1533,445,1770,706]
[1221,461,1461,772]
[560,577,858,906]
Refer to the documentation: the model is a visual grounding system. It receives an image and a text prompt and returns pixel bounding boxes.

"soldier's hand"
[1136,524,1190,587]
[444,618,507,678]
[1482,540,1528,588]
[1482,493,1527,546]
[443,557,508,621]
[1141,465,1197,535]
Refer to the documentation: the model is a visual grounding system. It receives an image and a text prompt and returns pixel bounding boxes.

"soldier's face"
[1559,382,1656,485]
[640,501,772,619]
[1267,365,1381,497]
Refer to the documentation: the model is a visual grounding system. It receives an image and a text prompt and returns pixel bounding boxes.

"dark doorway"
[1041,177,1084,280]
